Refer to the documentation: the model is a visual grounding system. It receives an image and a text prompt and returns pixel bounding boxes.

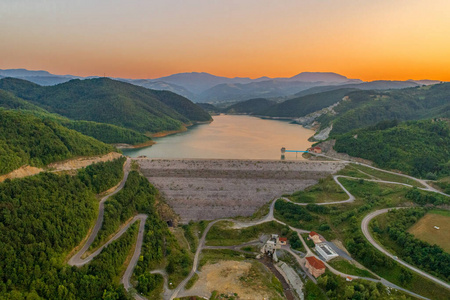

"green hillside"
[333,119,450,178]
[0,109,115,175]
[0,90,151,145]
[0,77,211,134]
[149,89,211,122]
[0,159,134,299]
[318,83,450,135]
[0,89,46,111]
[196,102,220,113]
[224,98,276,114]
[258,88,355,117]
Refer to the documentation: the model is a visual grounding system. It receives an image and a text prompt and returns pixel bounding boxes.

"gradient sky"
[1,0,450,80]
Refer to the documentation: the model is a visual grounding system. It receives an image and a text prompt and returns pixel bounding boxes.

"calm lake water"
[122,115,315,160]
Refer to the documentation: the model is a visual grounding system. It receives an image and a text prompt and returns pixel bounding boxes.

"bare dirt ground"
[0,165,44,182]
[137,159,346,222]
[179,260,282,300]
[408,213,450,253]
[47,152,123,171]
[0,152,122,182]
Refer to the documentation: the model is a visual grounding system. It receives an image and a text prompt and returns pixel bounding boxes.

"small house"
[308,231,323,244]
[279,237,287,245]
[305,256,326,278]
[307,146,322,154]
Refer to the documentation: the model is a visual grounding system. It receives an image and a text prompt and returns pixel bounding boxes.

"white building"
[261,234,282,261]
[315,243,338,261]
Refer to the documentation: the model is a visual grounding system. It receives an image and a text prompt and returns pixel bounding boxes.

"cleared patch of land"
[179,260,284,300]
[408,211,450,253]
[0,152,123,182]
[137,159,346,221]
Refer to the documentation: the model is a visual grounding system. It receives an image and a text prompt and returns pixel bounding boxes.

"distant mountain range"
[0,68,443,103]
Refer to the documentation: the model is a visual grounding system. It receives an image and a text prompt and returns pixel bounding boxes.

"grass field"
[351,164,425,188]
[327,258,377,279]
[284,177,450,300]
[289,175,348,204]
[206,221,294,246]
[408,211,450,253]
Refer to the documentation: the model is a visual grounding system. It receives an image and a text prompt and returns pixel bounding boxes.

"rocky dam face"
[136,158,347,222]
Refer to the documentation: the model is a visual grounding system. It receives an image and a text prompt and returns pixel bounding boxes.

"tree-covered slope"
[0,159,134,299]
[318,83,450,135]
[0,89,46,111]
[224,98,276,114]
[0,77,211,134]
[258,88,356,117]
[0,109,115,175]
[333,119,450,178]
[0,89,152,145]
[148,89,211,122]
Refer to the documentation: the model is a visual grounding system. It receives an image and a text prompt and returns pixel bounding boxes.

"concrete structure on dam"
[136,158,347,222]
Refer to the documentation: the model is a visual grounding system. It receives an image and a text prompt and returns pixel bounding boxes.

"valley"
[1,70,449,300]
[3,1,450,299]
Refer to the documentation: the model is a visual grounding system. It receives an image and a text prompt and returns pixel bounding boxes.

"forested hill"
[333,119,450,178]
[318,83,450,135]
[224,98,276,114]
[0,77,212,134]
[0,90,153,145]
[0,109,115,175]
[257,88,356,118]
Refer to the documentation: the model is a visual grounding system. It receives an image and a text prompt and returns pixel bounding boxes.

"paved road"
[362,208,450,291]
[293,228,430,300]
[67,159,157,298]
[317,154,449,197]
[122,214,148,289]
[68,158,132,266]
[280,174,355,206]
[169,219,222,300]
[66,155,448,300]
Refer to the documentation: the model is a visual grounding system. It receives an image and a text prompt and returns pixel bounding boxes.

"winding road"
[68,158,152,298]
[67,156,449,300]
[361,208,450,290]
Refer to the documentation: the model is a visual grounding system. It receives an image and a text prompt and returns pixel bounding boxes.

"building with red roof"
[279,237,287,245]
[307,146,322,154]
[308,231,323,244]
[305,256,326,278]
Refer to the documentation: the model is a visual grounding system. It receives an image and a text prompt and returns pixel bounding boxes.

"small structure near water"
[307,146,322,154]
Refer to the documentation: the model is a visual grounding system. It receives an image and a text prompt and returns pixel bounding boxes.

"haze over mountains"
[0,68,442,103]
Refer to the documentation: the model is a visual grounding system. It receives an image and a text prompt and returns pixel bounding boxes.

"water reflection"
[122,115,314,160]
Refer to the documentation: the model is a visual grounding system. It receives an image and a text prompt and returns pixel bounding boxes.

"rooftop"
[306,256,325,269]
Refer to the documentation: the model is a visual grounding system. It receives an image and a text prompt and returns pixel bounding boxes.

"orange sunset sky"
[1,0,450,81]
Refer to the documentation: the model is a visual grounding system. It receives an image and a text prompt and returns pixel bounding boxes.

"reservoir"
[122,114,315,160]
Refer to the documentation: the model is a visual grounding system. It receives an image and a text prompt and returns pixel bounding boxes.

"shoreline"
[115,119,214,149]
